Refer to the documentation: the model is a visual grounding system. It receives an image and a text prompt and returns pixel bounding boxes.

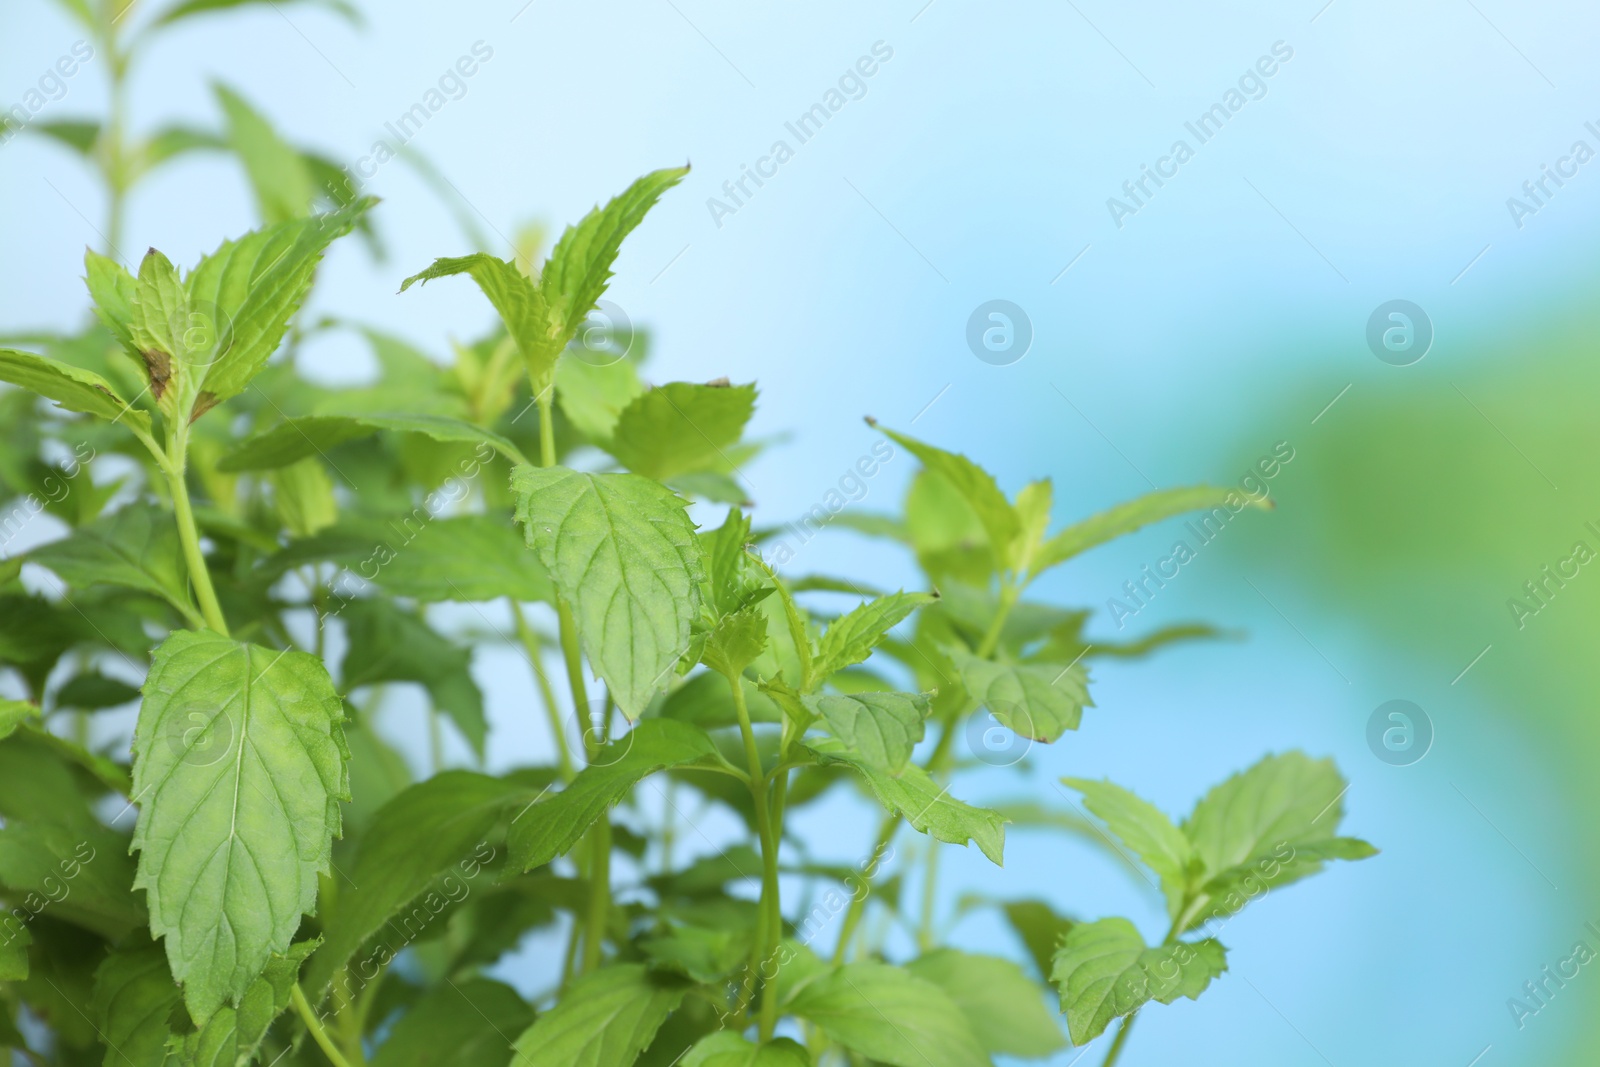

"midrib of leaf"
[575,475,677,688]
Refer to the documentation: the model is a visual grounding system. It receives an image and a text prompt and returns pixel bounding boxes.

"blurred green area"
[1225,306,1600,1062]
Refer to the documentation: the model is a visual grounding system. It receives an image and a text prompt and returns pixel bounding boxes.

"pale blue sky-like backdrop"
[4,1,1599,1064]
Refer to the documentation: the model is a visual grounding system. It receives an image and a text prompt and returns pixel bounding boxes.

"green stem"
[726,672,781,1039]
[536,387,556,469]
[917,837,941,950]
[512,600,573,782]
[291,984,354,1067]
[1100,1014,1135,1067]
[582,817,611,973]
[832,584,1021,964]
[166,431,229,636]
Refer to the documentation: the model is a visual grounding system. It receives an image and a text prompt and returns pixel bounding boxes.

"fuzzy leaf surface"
[131,630,349,1020]
[512,466,703,718]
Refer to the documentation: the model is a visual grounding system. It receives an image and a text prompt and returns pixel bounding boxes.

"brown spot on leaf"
[189,392,219,423]
[705,376,731,388]
[141,350,171,399]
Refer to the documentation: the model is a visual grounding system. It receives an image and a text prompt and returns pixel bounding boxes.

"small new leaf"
[871,423,1020,567]
[400,254,560,387]
[812,591,936,683]
[701,607,768,679]
[541,166,689,340]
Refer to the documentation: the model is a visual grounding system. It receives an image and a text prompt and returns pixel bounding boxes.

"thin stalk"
[291,984,354,1067]
[832,583,1022,963]
[512,599,573,782]
[582,817,611,973]
[725,673,781,1039]
[1100,1015,1135,1067]
[916,837,941,950]
[536,387,556,469]
[166,429,229,636]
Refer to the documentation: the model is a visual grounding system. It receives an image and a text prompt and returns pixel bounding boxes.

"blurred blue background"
[5,0,1599,1063]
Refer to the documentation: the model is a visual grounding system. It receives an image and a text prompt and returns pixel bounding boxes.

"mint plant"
[0,3,1375,1065]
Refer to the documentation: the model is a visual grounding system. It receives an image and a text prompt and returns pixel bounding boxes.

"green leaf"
[366,985,531,1067]
[608,382,756,482]
[509,963,688,1067]
[56,672,142,711]
[1002,899,1075,980]
[807,691,928,772]
[511,466,704,718]
[508,720,719,871]
[1062,777,1191,920]
[128,250,189,400]
[906,948,1065,1058]
[638,922,750,984]
[30,503,198,622]
[217,411,525,470]
[1031,485,1272,578]
[93,934,180,1067]
[48,0,95,29]
[701,507,767,617]
[810,740,1004,865]
[812,591,936,681]
[84,250,140,351]
[541,166,689,340]
[214,83,316,223]
[786,961,989,1067]
[872,424,1019,565]
[342,514,552,603]
[1182,752,1375,930]
[681,1032,810,1067]
[701,606,768,678]
[131,630,349,1020]
[185,198,374,410]
[342,600,486,757]
[32,119,100,156]
[301,771,533,1000]
[0,347,150,433]
[0,821,143,938]
[168,938,319,1065]
[555,356,644,443]
[268,455,338,537]
[746,553,813,690]
[0,933,27,982]
[0,699,38,740]
[370,977,533,1067]
[951,650,1092,744]
[400,254,560,386]
[1050,918,1227,1045]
